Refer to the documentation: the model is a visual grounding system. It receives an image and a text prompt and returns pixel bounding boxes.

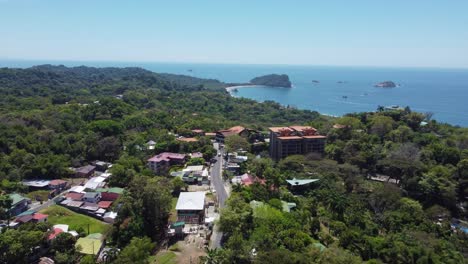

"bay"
[2,60,467,126]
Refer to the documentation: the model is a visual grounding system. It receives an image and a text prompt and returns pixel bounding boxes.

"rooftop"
[8,193,29,206]
[175,192,206,211]
[148,152,186,163]
[22,180,50,188]
[49,179,67,185]
[66,192,84,201]
[289,125,315,132]
[278,136,303,140]
[177,137,199,142]
[286,178,319,186]
[75,165,96,174]
[268,127,292,133]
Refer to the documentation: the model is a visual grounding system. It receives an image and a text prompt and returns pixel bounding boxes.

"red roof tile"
[148,152,186,162]
[32,213,48,220]
[49,179,67,185]
[98,201,113,209]
[66,192,84,201]
[48,228,63,240]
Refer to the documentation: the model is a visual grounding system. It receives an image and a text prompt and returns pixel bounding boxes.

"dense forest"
[0,65,467,263]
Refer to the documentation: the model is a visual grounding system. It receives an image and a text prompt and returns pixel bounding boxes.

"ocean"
[1,60,468,127]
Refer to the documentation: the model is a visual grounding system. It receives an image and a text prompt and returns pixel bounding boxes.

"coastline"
[225,84,263,93]
[225,84,340,119]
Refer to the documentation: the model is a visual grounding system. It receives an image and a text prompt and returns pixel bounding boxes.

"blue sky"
[1,0,468,68]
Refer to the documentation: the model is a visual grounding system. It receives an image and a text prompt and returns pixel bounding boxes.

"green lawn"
[40,205,110,234]
[26,190,50,202]
[169,197,178,222]
[151,251,177,264]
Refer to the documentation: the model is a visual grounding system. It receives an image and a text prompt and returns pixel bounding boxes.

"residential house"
[75,165,96,178]
[146,140,156,150]
[103,211,118,224]
[96,187,124,201]
[83,192,101,203]
[65,192,84,201]
[84,176,106,190]
[147,152,186,174]
[231,173,265,186]
[190,152,204,159]
[215,126,249,143]
[93,161,111,171]
[177,137,199,143]
[269,126,326,161]
[98,201,113,210]
[8,193,30,216]
[175,192,206,224]
[49,179,68,191]
[14,212,48,225]
[191,129,205,136]
[22,180,50,190]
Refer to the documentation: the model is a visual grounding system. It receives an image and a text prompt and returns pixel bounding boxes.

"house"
[175,192,206,224]
[14,212,48,225]
[93,161,111,171]
[96,187,124,201]
[75,165,96,178]
[177,137,199,143]
[147,152,187,174]
[215,126,249,143]
[146,140,156,150]
[269,126,326,161]
[8,193,31,216]
[190,152,204,159]
[225,163,240,174]
[69,185,86,193]
[191,129,205,136]
[22,180,50,190]
[103,211,118,224]
[83,192,101,203]
[65,192,84,201]
[81,202,100,212]
[75,233,104,255]
[39,257,55,264]
[84,176,106,190]
[98,201,113,209]
[49,179,68,191]
[231,173,265,186]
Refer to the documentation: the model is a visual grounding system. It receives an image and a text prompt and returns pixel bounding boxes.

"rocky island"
[250,74,292,88]
[375,81,397,88]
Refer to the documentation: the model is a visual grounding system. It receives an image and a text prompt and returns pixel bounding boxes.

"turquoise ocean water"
[1,60,467,127]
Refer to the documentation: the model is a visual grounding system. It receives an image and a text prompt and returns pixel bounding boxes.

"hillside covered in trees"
[0,65,467,263]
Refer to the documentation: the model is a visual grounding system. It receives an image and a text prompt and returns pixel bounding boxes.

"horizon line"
[1,57,468,71]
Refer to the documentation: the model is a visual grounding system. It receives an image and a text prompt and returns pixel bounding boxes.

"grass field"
[40,205,110,234]
[26,190,50,202]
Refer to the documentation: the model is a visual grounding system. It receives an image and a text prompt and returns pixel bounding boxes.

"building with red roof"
[48,227,64,240]
[269,125,326,160]
[49,179,68,191]
[147,152,187,174]
[66,192,84,201]
[215,126,249,142]
[98,201,113,209]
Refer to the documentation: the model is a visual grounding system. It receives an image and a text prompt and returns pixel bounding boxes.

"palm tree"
[200,247,223,264]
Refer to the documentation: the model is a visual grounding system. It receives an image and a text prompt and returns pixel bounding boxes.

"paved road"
[210,143,228,248]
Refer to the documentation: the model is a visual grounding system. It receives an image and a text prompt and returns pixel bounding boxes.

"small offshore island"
[250,74,292,88]
[374,81,397,88]
[226,74,292,93]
